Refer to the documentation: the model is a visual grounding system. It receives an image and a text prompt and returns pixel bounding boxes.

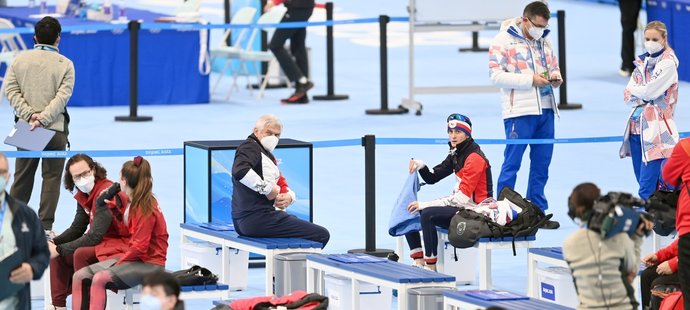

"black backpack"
[171,265,219,286]
[448,187,552,255]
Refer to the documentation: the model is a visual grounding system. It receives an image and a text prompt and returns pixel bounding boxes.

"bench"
[436,228,535,289]
[305,253,456,310]
[112,283,231,309]
[527,247,642,304]
[180,223,322,295]
[442,290,573,310]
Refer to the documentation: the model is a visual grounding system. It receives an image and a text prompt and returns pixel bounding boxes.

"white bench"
[443,289,573,310]
[306,253,456,310]
[180,223,322,295]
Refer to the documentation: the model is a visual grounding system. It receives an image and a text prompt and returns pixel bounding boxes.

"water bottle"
[118,0,126,21]
[28,0,35,8]
[39,0,47,14]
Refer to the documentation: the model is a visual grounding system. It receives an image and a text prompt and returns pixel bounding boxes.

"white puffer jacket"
[488,18,561,119]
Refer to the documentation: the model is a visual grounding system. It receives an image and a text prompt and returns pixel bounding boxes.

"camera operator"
[563,182,654,310]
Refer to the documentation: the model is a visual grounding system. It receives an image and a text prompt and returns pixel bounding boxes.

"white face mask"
[139,294,162,310]
[260,135,279,152]
[528,26,545,40]
[75,175,95,194]
[644,41,664,55]
[0,176,7,192]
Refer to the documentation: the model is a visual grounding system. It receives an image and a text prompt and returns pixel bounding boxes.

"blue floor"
[2,0,688,308]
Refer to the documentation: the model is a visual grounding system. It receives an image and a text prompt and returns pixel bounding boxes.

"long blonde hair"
[645,21,672,51]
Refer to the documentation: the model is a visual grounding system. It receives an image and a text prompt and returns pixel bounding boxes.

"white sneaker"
[423,264,437,272]
[618,69,632,77]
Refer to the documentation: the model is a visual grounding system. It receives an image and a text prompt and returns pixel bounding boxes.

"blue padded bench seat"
[180,223,323,249]
[180,283,230,292]
[436,227,537,242]
[529,247,564,260]
[306,254,455,284]
[443,290,573,310]
[213,300,233,306]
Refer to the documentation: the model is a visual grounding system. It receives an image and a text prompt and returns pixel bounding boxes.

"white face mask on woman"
[75,174,95,194]
[644,41,664,55]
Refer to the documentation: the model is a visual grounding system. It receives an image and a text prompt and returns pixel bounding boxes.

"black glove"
[96,183,121,206]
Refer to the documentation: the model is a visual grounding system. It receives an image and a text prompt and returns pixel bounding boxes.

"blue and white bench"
[436,228,535,289]
[442,290,573,310]
[180,223,322,295]
[305,253,456,310]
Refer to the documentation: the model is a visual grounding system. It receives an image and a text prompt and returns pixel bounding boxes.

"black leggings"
[678,234,690,309]
[408,207,457,262]
[640,265,679,309]
[268,8,314,83]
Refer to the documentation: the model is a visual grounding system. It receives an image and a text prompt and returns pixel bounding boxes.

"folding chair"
[210,6,257,96]
[234,8,288,101]
[0,18,28,101]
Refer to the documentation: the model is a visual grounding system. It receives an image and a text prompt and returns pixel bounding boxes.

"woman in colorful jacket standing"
[620,21,679,200]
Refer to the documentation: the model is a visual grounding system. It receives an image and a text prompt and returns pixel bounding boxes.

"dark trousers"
[269,8,314,84]
[678,234,690,309]
[234,210,330,247]
[418,207,458,259]
[50,246,98,307]
[640,264,679,309]
[619,0,642,71]
[10,131,67,230]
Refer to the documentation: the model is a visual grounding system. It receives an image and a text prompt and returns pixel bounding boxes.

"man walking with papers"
[0,152,50,309]
[4,16,74,236]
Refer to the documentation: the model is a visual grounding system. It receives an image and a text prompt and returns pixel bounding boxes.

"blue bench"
[436,227,536,289]
[306,253,456,310]
[442,290,573,310]
[179,223,323,295]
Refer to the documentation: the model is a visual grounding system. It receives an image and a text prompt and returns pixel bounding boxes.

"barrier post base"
[558,102,583,110]
[347,248,395,258]
[115,116,153,122]
[365,108,407,115]
[249,82,289,89]
[313,94,349,101]
[459,47,489,52]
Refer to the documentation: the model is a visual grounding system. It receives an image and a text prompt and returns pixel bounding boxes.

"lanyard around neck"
[35,45,58,52]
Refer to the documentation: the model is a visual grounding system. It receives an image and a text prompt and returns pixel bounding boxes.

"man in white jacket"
[488,1,562,229]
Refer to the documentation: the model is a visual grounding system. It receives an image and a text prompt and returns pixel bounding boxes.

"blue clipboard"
[465,290,530,301]
[4,120,56,151]
[0,250,25,301]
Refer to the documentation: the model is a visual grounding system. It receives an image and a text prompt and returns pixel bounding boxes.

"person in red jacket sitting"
[641,239,680,310]
[47,154,129,309]
[661,138,690,310]
[71,156,169,310]
[406,114,493,271]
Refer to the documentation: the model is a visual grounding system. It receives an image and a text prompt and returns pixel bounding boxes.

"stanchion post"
[365,15,406,115]
[313,2,349,101]
[556,10,582,110]
[458,22,488,52]
[348,135,394,257]
[224,0,231,46]
[115,20,152,122]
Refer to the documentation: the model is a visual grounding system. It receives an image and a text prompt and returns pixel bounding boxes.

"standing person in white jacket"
[488,1,561,229]
[620,21,679,201]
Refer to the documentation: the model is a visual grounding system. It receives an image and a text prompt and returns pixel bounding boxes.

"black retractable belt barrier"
[348,135,394,257]
[115,20,153,122]
[556,10,582,110]
[365,16,406,115]
[313,2,349,101]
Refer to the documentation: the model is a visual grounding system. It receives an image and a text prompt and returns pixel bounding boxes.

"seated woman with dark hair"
[48,154,129,310]
[71,156,169,310]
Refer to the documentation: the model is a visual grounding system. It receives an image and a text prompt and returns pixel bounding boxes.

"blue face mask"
[139,295,162,310]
